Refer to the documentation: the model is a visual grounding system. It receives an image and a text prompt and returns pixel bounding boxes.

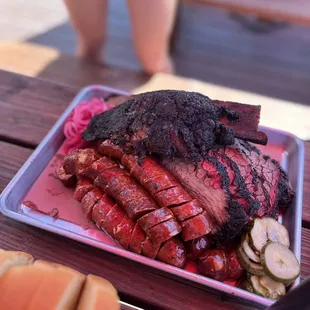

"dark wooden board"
[0,141,33,192]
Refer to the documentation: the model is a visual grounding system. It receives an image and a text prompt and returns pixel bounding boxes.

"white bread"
[0,250,120,310]
[0,249,34,277]
[0,259,85,310]
[77,274,120,310]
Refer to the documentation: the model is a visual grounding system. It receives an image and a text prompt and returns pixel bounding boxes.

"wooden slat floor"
[0,0,310,105]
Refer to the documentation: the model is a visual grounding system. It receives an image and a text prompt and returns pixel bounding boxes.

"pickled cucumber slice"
[261,242,300,285]
[259,275,286,300]
[237,246,265,276]
[242,234,261,263]
[250,275,268,297]
[249,218,290,252]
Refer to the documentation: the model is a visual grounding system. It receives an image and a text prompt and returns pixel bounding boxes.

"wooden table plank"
[0,141,33,192]
[195,0,310,26]
[0,214,255,310]
[302,142,310,226]
[0,69,76,146]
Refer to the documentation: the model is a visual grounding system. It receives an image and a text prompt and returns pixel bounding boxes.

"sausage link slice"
[154,186,192,208]
[171,200,203,222]
[91,194,116,228]
[103,174,157,220]
[100,204,126,236]
[181,211,212,241]
[130,157,166,183]
[156,237,186,268]
[81,188,103,219]
[81,157,118,180]
[63,148,100,175]
[94,167,129,190]
[97,140,124,160]
[113,216,135,249]
[141,238,161,259]
[147,218,181,244]
[128,223,146,254]
[56,163,76,187]
[138,207,174,231]
[73,178,95,202]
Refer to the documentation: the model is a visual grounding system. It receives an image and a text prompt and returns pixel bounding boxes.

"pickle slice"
[242,234,261,263]
[237,246,265,276]
[261,242,300,285]
[249,218,290,252]
[259,275,286,300]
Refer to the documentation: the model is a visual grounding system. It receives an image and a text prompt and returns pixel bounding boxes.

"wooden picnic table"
[0,68,309,310]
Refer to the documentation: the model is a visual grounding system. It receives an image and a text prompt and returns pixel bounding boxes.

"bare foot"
[77,39,103,63]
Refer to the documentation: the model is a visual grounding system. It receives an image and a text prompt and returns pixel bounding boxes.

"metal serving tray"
[0,85,304,308]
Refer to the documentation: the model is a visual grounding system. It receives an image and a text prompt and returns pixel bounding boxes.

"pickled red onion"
[63,98,112,154]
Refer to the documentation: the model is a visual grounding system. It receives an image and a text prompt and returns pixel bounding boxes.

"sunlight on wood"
[0,42,60,77]
[133,73,310,140]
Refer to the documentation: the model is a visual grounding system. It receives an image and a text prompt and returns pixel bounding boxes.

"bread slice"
[0,249,34,277]
[0,259,85,310]
[78,274,120,310]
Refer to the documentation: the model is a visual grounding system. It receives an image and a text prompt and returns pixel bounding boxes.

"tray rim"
[0,85,304,308]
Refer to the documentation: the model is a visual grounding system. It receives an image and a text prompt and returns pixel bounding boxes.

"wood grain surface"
[0,69,309,309]
[196,0,310,25]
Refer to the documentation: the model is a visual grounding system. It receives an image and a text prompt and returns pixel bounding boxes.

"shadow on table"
[20,0,310,105]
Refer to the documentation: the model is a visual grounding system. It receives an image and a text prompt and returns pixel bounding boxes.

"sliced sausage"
[81,157,118,180]
[56,163,77,187]
[147,218,181,244]
[73,178,95,202]
[138,207,174,231]
[97,140,124,160]
[63,148,100,175]
[141,238,161,259]
[120,155,137,171]
[128,223,146,254]
[113,216,135,249]
[171,200,203,222]
[101,172,157,220]
[94,167,128,189]
[81,188,103,219]
[144,174,179,196]
[156,237,186,268]
[100,204,126,236]
[154,186,192,208]
[130,157,166,183]
[181,211,212,241]
[91,194,116,228]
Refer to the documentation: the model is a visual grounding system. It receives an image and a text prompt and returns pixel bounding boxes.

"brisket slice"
[238,140,294,217]
[208,148,260,217]
[162,155,247,243]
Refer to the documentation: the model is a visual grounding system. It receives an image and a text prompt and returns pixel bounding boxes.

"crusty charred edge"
[222,141,271,218]
[213,100,268,145]
[200,154,247,243]
[56,163,77,187]
[237,140,294,217]
[97,141,213,241]
[209,148,260,217]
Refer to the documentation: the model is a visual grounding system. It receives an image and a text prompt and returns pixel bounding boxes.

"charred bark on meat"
[83,90,267,163]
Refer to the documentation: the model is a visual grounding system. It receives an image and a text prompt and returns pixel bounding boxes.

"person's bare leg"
[126,0,178,74]
[64,0,107,61]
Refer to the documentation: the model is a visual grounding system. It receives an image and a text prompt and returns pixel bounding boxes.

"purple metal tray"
[0,85,304,308]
